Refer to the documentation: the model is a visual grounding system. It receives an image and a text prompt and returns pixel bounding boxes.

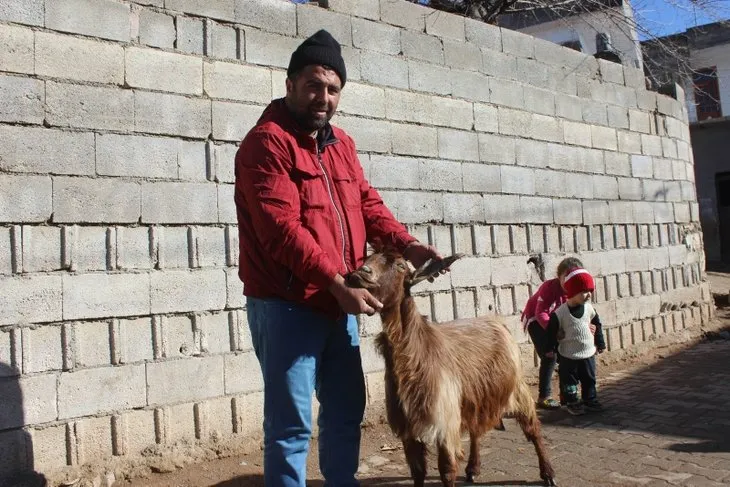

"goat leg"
[515,410,556,486]
[465,433,481,483]
[402,438,427,487]
[437,443,458,487]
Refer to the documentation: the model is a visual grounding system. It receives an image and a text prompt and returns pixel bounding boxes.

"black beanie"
[287,29,347,87]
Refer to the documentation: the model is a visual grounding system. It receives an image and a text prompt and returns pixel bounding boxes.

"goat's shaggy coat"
[348,252,556,487]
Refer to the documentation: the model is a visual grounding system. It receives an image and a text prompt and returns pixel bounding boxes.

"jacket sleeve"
[350,141,416,252]
[533,280,557,329]
[591,312,606,350]
[235,131,340,289]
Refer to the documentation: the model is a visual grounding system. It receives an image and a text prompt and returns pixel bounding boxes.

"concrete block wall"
[0,0,710,480]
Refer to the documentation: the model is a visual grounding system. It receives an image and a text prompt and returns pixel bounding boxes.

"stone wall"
[0,0,710,479]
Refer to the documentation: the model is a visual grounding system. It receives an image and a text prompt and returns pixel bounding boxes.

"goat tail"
[507,379,538,422]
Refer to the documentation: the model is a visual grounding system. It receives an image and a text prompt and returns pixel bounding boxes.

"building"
[644,21,730,269]
[499,0,642,68]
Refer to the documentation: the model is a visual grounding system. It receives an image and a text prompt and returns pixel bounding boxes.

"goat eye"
[396,262,407,272]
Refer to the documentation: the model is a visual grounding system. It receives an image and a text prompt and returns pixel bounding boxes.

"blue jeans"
[247,297,366,487]
[527,321,557,399]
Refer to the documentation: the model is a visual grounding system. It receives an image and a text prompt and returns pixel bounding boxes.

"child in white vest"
[544,268,606,416]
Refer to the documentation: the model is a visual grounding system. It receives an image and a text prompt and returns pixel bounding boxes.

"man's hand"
[403,241,445,280]
[328,274,383,315]
[545,351,555,359]
[589,324,597,335]
[597,348,606,354]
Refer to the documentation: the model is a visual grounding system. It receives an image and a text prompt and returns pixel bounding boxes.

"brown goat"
[347,251,556,487]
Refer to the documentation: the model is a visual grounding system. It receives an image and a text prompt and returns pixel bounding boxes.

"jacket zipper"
[316,146,349,272]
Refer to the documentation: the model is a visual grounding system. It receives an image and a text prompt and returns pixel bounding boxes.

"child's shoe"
[583,400,605,412]
[565,402,585,416]
[536,398,561,410]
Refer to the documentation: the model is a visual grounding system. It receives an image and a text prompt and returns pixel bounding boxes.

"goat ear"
[408,253,464,288]
[370,237,384,253]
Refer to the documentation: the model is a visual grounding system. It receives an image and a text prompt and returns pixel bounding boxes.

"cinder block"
[37,32,124,84]
[523,85,555,116]
[19,226,61,273]
[361,51,408,89]
[20,325,62,376]
[369,155,418,190]
[244,28,297,68]
[126,47,202,95]
[385,89,433,124]
[484,194,520,224]
[150,268,227,314]
[339,82,386,119]
[117,409,156,456]
[297,4,352,46]
[72,321,111,368]
[443,193,484,223]
[432,96,473,130]
[472,225,492,255]
[219,184,237,224]
[419,159,462,191]
[28,425,68,472]
[465,17,500,50]
[474,103,498,134]
[234,0,296,35]
[158,402,196,444]
[529,114,563,143]
[352,17,399,54]
[500,27,534,58]
[408,60,451,95]
[462,163,500,193]
[590,125,617,150]
[379,0,426,31]
[147,356,225,405]
[390,122,435,157]
[116,226,152,270]
[593,175,619,200]
[443,39,481,71]
[0,24,34,74]
[0,0,42,25]
[653,157,674,181]
[641,134,663,156]
[581,99,608,126]
[192,226,227,268]
[63,273,149,320]
[454,289,476,318]
[389,191,444,223]
[212,100,261,142]
[232,390,263,435]
[430,292,453,323]
[333,116,390,154]
[451,69,490,102]
[53,177,140,224]
[617,130,642,154]
[198,312,231,355]
[609,201,634,224]
[224,351,262,393]
[183,139,215,181]
[498,107,531,137]
[207,21,238,60]
[118,317,153,364]
[58,364,146,419]
[491,255,531,287]
[583,200,610,225]
[204,60,271,103]
[97,134,182,179]
[135,91,211,138]
[0,126,94,176]
[496,287,515,315]
[329,0,379,19]
[160,315,196,358]
[630,155,653,178]
[562,121,592,147]
[437,128,479,162]
[1,275,62,326]
[489,78,524,110]
[165,0,234,20]
[501,166,535,195]
[520,196,553,224]
[139,9,175,48]
[553,199,583,225]
[0,75,43,125]
[555,93,583,121]
[0,228,11,275]
[47,81,133,131]
[618,177,643,200]
[516,140,550,170]
[401,29,443,64]
[46,0,130,41]
[479,134,515,165]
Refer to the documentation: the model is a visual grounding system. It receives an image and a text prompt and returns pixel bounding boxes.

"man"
[234,29,444,486]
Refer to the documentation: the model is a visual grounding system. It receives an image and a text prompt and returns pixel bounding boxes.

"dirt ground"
[108,278,730,487]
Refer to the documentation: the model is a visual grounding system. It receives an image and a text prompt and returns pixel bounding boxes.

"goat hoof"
[465,473,475,483]
[544,477,557,486]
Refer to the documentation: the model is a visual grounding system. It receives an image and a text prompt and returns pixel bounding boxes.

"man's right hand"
[328,274,383,315]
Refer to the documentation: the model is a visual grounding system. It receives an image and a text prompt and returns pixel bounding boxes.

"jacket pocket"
[333,176,361,209]
[292,166,328,209]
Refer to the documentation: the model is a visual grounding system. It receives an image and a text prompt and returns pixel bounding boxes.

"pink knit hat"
[563,268,595,298]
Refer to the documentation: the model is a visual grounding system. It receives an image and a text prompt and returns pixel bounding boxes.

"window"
[560,40,583,52]
[693,67,722,121]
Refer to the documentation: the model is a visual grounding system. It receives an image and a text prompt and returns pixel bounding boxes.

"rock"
[150,459,177,473]
[366,455,390,467]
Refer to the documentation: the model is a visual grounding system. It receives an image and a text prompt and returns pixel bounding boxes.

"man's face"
[285,64,342,132]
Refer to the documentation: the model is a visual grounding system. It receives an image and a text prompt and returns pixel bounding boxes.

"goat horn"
[410,253,464,287]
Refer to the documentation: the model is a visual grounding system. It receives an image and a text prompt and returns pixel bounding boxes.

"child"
[521,257,583,409]
[545,268,606,416]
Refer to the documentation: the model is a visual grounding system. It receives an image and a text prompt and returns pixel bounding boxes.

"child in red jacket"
[521,257,583,409]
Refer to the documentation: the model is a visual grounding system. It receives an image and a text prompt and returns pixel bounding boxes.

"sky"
[631,0,730,38]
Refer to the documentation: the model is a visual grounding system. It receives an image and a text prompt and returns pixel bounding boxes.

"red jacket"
[521,278,567,330]
[234,99,415,316]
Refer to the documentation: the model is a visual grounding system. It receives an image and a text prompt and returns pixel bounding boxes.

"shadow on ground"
[211,474,544,486]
